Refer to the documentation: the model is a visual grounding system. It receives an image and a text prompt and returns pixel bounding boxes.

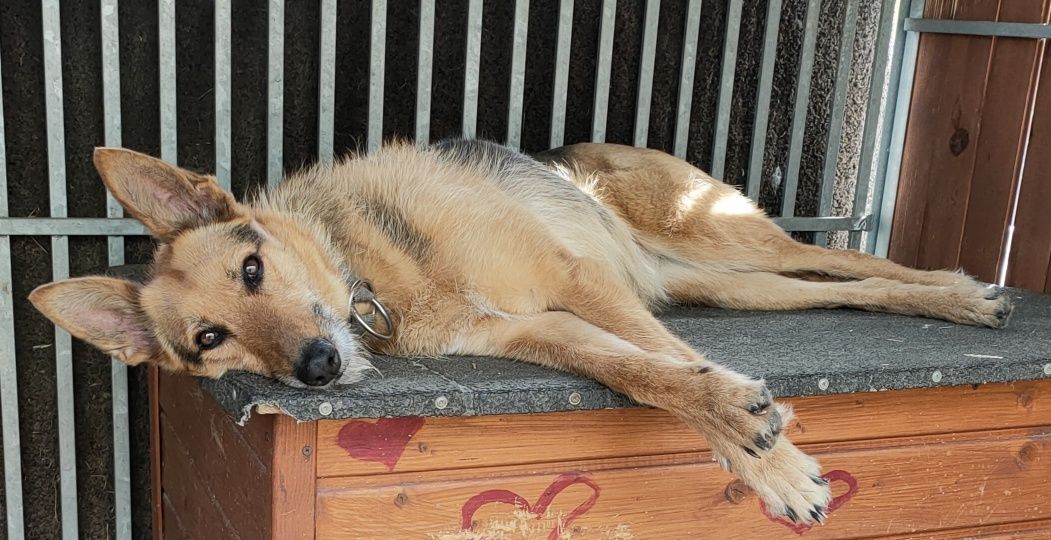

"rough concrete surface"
[1,1,883,537]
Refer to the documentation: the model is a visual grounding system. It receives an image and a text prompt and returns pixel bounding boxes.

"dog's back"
[258,141,668,353]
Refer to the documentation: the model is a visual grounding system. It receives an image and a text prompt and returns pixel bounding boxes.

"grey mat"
[200,288,1051,424]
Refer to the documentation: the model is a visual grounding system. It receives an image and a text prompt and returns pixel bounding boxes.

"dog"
[29,139,1012,525]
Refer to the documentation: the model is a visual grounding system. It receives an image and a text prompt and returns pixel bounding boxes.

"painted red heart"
[336,416,425,472]
[760,469,859,535]
[460,473,601,540]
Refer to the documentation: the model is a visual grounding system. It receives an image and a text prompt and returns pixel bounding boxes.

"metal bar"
[462,0,483,138]
[634,0,660,147]
[215,0,232,189]
[849,0,897,250]
[905,18,1051,39]
[102,0,124,241]
[773,215,871,232]
[267,0,284,185]
[746,0,783,199]
[506,0,529,149]
[712,0,743,178]
[0,218,150,236]
[550,0,574,148]
[0,214,870,236]
[416,0,435,145]
[159,0,177,163]
[780,0,821,217]
[100,2,131,538]
[997,39,1046,285]
[872,0,925,256]
[0,43,26,540]
[673,0,702,159]
[42,3,79,537]
[591,0,616,142]
[368,0,386,152]
[318,0,336,162]
[815,0,860,247]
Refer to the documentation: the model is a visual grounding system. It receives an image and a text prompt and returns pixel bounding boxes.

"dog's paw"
[953,285,1014,328]
[713,438,832,525]
[697,372,785,455]
[681,370,829,524]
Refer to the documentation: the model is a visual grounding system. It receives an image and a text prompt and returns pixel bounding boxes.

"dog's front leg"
[462,311,832,525]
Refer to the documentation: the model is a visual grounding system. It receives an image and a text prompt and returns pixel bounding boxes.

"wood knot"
[1015,442,1039,469]
[1017,391,1034,409]
[394,492,410,507]
[949,127,969,156]
[418,442,430,453]
[724,479,752,504]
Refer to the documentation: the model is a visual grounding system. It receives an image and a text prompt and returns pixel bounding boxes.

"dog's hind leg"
[542,143,989,289]
[461,310,831,524]
[758,235,981,288]
[662,265,1013,328]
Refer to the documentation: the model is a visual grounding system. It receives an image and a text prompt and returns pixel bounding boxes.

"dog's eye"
[242,254,263,289]
[195,329,225,350]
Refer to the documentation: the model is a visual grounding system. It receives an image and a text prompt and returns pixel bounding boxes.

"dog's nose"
[295,339,342,386]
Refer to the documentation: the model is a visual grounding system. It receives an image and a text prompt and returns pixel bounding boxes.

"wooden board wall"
[153,372,318,540]
[890,0,1051,291]
[315,381,1051,539]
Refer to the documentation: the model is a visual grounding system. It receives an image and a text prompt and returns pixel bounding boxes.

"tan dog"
[29,140,1011,525]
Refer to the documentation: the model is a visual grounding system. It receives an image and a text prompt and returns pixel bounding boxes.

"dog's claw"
[811,475,828,486]
[784,507,798,523]
[743,447,760,458]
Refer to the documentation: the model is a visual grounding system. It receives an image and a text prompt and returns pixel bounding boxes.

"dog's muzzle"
[349,279,394,340]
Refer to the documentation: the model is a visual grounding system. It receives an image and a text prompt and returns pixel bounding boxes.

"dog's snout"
[295,339,342,386]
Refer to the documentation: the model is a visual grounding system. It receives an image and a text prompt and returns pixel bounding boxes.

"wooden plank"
[159,413,272,539]
[316,428,1051,539]
[159,493,190,540]
[1008,44,1051,292]
[158,372,274,539]
[150,367,163,540]
[159,373,274,465]
[889,2,998,270]
[956,0,1048,281]
[883,518,1051,539]
[160,415,246,539]
[271,415,317,539]
[317,381,1051,478]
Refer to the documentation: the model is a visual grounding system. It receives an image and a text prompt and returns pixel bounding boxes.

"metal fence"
[0,0,955,538]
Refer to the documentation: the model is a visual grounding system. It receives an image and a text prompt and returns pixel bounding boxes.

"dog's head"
[29,148,375,389]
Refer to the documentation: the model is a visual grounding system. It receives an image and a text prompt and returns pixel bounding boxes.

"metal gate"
[0,0,942,537]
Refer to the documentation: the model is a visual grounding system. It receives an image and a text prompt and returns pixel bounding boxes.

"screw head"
[318,402,333,416]
[932,370,943,383]
[1043,364,1051,376]
[434,396,449,410]
[568,392,582,406]
[817,378,830,391]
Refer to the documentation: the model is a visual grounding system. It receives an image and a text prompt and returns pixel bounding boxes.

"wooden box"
[153,372,1051,539]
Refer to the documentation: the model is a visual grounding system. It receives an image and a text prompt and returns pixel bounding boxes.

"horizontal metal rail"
[905,19,1051,39]
[0,215,873,235]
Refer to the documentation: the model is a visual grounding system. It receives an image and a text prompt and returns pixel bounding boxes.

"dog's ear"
[93,147,243,241]
[29,277,159,367]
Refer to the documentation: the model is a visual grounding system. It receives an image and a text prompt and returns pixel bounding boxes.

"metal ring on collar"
[349,280,394,340]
